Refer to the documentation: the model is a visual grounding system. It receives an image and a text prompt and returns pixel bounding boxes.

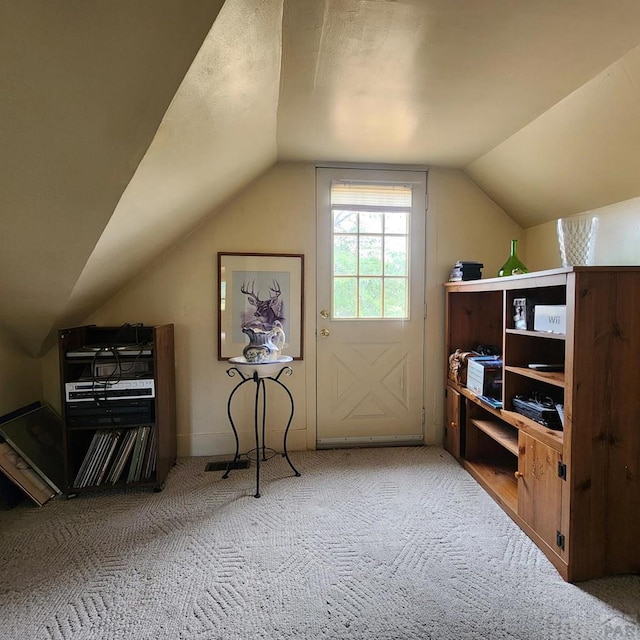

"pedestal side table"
[224,361,300,497]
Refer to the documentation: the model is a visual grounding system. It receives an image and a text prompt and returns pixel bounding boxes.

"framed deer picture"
[218,252,304,360]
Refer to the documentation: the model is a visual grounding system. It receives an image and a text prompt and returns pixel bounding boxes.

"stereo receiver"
[65,379,155,402]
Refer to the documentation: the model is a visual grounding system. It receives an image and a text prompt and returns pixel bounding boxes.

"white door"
[316,167,427,447]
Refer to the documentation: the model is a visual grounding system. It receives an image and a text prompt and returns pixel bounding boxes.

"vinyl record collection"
[72,425,157,489]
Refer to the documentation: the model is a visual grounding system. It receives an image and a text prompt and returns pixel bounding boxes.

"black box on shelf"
[449,261,484,282]
[512,396,563,430]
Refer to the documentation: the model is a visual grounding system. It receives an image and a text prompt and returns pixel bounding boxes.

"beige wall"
[41,162,520,455]
[424,168,523,441]
[524,197,640,271]
[0,327,41,416]
[78,162,315,458]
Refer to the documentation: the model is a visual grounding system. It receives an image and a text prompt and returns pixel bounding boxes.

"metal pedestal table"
[223,364,300,497]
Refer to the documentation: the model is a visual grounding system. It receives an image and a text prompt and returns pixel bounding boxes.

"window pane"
[384,236,407,276]
[334,235,358,275]
[333,210,358,233]
[359,236,383,276]
[359,211,383,233]
[334,278,357,317]
[384,211,408,234]
[330,181,414,321]
[384,278,407,317]
[359,278,382,317]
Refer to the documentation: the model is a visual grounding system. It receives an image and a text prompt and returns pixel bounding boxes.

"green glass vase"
[498,239,529,277]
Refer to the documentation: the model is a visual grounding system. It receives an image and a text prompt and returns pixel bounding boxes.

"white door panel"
[316,168,427,446]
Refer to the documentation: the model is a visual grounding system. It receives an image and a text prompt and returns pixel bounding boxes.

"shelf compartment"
[455,383,564,452]
[446,290,503,356]
[504,365,565,388]
[463,459,517,514]
[465,413,517,497]
[456,384,503,417]
[505,284,566,332]
[505,332,566,369]
[470,418,518,456]
[504,370,563,415]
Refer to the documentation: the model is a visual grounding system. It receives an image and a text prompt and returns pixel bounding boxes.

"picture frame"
[218,252,304,360]
[0,403,65,494]
[0,442,56,507]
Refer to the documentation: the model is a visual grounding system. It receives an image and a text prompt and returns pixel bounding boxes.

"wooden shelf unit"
[444,267,640,582]
[58,324,176,495]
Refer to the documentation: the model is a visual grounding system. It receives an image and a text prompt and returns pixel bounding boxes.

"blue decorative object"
[241,321,285,363]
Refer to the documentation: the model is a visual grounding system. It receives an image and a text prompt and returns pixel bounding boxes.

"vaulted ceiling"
[3,0,640,357]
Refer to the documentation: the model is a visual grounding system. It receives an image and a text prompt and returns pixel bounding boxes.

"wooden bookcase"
[58,324,176,496]
[444,267,640,582]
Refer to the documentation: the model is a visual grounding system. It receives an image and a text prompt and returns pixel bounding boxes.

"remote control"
[527,363,564,372]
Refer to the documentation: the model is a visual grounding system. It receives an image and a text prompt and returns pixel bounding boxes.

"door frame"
[313,164,429,447]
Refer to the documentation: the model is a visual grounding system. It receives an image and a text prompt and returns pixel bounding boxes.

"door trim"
[315,166,427,445]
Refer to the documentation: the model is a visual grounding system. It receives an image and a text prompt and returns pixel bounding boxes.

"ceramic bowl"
[228,355,293,378]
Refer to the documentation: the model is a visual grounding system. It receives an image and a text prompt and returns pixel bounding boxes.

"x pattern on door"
[329,342,409,423]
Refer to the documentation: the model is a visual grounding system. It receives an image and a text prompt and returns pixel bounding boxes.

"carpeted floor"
[1,446,639,639]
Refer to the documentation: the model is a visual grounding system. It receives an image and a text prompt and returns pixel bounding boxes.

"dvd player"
[65,379,155,402]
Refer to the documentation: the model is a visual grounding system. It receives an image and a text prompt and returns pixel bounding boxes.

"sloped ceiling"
[3,0,640,357]
[62,0,283,340]
[467,43,640,227]
[0,0,228,356]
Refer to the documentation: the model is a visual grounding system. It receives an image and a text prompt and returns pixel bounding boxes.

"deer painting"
[240,279,285,328]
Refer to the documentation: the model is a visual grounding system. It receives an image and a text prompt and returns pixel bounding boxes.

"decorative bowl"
[228,355,293,378]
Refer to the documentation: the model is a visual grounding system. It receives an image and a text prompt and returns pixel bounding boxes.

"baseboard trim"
[316,434,423,449]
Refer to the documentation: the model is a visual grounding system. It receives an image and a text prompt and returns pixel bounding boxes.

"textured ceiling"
[277,0,640,167]
[3,0,640,356]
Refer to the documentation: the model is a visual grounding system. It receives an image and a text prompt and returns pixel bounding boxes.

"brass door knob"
[320,310,330,318]
[320,328,330,337]
[450,421,457,429]
[514,471,524,479]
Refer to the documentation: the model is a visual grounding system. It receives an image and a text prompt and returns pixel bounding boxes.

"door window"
[331,183,412,319]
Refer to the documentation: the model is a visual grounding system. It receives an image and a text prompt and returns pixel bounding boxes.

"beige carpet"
[1,446,639,639]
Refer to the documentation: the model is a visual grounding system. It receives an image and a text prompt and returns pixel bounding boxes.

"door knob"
[320,328,330,337]
[514,471,524,479]
[320,310,329,318]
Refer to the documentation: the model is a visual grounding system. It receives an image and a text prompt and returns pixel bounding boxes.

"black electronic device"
[449,260,484,282]
[65,379,155,402]
[65,399,154,427]
[512,396,563,430]
[66,344,153,358]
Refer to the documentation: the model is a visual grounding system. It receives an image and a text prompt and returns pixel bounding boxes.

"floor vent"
[205,460,250,472]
